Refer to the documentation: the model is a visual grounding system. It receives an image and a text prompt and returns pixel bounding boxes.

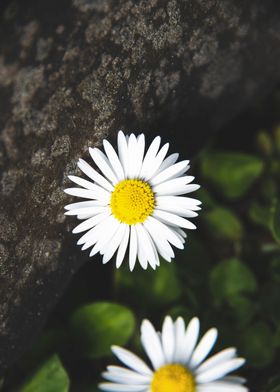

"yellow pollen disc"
[151,364,195,392]
[110,179,155,225]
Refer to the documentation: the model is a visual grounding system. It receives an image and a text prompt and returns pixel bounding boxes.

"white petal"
[81,215,117,250]
[73,210,111,233]
[197,382,248,392]
[156,204,198,218]
[161,316,175,363]
[103,139,125,181]
[148,233,160,267]
[167,225,186,245]
[180,317,200,364]
[196,358,246,384]
[173,317,186,363]
[140,136,161,179]
[102,367,151,384]
[153,179,200,196]
[145,143,169,181]
[89,218,120,256]
[77,214,111,245]
[118,131,129,177]
[169,227,185,244]
[173,226,187,239]
[196,348,237,375]
[221,376,247,385]
[89,147,118,185]
[150,160,190,186]
[65,206,109,216]
[154,153,179,176]
[135,225,148,270]
[140,319,165,370]
[143,219,174,262]
[102,224,127,264]
[64,200,106,210]
[64,187,111,202]
[107,365,149,378]
[99,383,148,392]
[133,134,145,178]
[68,175,100,191]
[156,196,202,209]
[135,224,156,270]
[154,175,194,192]
[77,213,97,220]
[116,225,130,268]
[77,158,114,191]
[112,346,153,376]
[147,216,184,249]
[129,225,138,271]
[153,210,196,230]
[189,328,218,369]
[127,133,138,178]
[166,165,191,181]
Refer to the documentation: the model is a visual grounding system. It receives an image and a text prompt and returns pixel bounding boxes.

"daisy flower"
[64,131,201,270]
[99,316,247,392]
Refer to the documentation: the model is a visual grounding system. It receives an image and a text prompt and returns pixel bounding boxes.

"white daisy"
[64,131,201,270]
[99,316,247,392]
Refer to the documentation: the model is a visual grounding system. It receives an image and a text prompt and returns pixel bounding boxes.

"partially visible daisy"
[99,316,247,392]
[64,131,201,270]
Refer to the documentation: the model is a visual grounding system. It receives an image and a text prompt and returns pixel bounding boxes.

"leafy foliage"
[203,207,244,241]
[210,258,257,303]
[201,151,264,199]
[18,355,69,392]
[69,302,135,359]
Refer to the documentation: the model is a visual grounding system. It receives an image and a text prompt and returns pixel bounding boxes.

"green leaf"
[203,207,243,241]
[210,258,257,303]
[69,302,135,359]
[260,178,278,202]
[19,355,69,392]
[248,201,271,228]
[271,200,280,244]
[201,151,264,199]
[241,322,275,367]
[228,295,257,325]
[115,261,182,307]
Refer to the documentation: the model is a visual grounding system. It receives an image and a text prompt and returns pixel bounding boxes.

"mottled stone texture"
[0,0,280,373]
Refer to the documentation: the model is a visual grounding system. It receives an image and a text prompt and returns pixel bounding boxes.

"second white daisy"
[64,131,201,270]
[99,316,247,392]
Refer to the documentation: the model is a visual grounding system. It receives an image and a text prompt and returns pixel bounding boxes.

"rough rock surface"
[0,0,280,374]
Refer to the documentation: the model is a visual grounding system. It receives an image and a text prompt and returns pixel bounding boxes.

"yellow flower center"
[110,179,155,225]
[151,364,195,392]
